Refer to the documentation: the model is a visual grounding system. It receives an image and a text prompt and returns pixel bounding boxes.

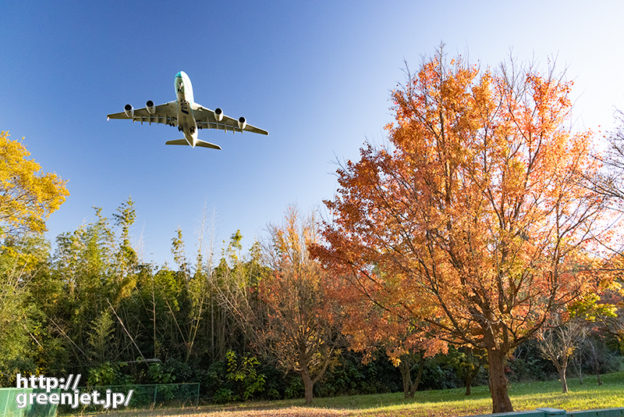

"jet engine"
[214,108,223,122]
[238,116,247,130]
[146,100,155,114]
[124,104,134,118]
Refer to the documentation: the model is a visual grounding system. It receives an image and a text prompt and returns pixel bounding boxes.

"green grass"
[323,372,623,415]
[92,371,624,416]
[219,372,623,415]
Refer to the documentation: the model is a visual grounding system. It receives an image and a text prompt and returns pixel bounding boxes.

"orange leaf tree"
[329,267,446,398]
[313,52,611,412]
[255,209,342,404]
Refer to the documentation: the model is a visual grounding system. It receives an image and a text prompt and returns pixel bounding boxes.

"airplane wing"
[193,104,268,135]
[107,101,178,126]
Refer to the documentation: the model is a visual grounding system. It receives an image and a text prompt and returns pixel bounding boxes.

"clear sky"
[2,1,624,264]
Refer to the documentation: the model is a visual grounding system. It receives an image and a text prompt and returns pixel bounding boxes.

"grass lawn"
[90,371,624,417]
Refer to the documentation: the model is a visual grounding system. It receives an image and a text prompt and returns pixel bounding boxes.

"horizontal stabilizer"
[165,139,189,146]
[195,140,222,150]
[165,139,221,150]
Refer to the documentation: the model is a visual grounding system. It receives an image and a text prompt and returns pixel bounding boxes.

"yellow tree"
[0,130,68,382]
[0,131,68,238]
[314,52,613,412]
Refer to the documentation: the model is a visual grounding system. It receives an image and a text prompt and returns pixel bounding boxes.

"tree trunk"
[399,361,411,398]
[465,374,472,396]
[301,370,314,404]
[487,348,513,413]
[592,353,603,385]
[558,367,568,393]
[406,357,424,398]
[400,354,425,399]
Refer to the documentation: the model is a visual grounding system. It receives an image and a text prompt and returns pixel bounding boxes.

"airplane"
[106,71,268,150]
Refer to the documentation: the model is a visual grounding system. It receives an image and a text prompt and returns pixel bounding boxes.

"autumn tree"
[333,269,445,398]
[0,131,68,238]
[537,314,585,393]
[218,210,342,404]
[314,51,612,412]
[259,210,342,403]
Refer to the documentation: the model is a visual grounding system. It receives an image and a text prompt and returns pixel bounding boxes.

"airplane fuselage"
[175,71,198,147]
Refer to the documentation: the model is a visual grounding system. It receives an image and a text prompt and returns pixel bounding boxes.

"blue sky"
[2,1,624,264]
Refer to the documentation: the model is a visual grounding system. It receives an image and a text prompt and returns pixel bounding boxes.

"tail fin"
[165,139,221,150]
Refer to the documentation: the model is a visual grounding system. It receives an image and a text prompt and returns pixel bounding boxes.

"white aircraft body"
[107,71,268,150]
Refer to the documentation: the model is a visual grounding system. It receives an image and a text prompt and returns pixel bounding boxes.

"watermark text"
[14,374,133,409]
